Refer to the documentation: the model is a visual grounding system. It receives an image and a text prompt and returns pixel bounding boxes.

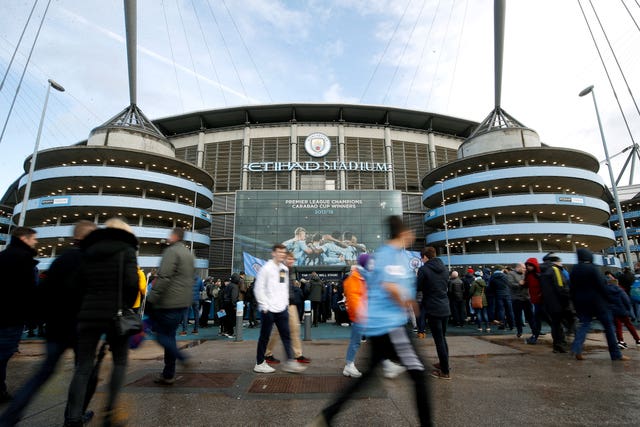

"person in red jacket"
[524,257,548,345]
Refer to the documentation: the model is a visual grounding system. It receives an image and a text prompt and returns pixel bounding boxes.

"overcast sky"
[1,0,639,198]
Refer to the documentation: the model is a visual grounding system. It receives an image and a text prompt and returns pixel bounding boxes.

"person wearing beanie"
[470,272,489,332]
[570,249,629,361]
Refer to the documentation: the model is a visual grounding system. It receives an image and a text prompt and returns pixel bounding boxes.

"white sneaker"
[254,361,275,373]
[282,360,307,373]
[343,362,362,378]
[382,360,406,379]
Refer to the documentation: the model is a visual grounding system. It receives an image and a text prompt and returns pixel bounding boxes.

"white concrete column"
[384,126,394,189]
[338,124,346,190]
[196,131,205,168]
[291,123,298,190]
[242,126,251,190]
[427,132,437,170]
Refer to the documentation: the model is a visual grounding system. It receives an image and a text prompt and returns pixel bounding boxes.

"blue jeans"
[572,311,622,359]
[256,309,292,364]
[427,316,449,375]
[152,308,188,379]
[181,302,200,332]
[496,296,515,328]
[0,326,23,394]
[475,307,488,329]
[346,323,363,363]
[512,300,534,336]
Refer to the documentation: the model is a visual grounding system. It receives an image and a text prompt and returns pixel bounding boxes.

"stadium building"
[0,102,622,275]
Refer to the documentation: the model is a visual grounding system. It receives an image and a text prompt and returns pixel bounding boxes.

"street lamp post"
[580,85,634,267]
[190,182,203,254]
[18,79,65,227]
[435,180,451,271]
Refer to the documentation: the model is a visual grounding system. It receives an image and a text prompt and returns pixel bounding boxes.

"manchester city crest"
[304,132,331,157]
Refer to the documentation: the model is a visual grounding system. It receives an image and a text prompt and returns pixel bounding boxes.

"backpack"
[630,277,640,304]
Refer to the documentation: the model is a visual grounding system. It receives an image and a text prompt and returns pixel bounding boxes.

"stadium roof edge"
[152,103,479,139]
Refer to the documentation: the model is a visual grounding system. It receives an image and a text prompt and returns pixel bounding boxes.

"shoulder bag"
[113,252,143,337]
[471,287,484,309]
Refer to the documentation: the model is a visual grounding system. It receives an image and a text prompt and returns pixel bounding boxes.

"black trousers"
[321,326,432,426]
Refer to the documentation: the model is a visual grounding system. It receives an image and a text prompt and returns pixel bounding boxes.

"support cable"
[0,0,51,145]
[383,0,426,104]
[161,0,185,112]
[190,0,227,106]
[221,0,272,102]
[404,0,442,107]
[0,0,38,91]
[577,0,638,176]
[206,0,249,102]
[620,0,640,33]
[360,0,412,103]
[445,0,470,113]
[588,0,640,118]
[176,0,205,108]
[425,0,456,110]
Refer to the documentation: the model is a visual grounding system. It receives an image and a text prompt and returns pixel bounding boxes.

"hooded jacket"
[0,236,38,327]
[569,248,609,315]
[489,270,511,298]
[606,281,632,317]
[524,258,542,304]
[76,228,139,322]
[469,277,488,307]
[417,257,451,318]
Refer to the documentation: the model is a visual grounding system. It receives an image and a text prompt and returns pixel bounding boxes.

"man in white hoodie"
[253,244,306,374]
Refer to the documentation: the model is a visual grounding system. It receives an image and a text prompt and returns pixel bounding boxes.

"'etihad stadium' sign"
[244,132,391,172]
[242,161,393,172]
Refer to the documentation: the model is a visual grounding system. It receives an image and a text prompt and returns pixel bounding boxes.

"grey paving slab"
[2,332,639,426]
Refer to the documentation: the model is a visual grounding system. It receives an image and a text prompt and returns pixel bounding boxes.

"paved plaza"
[2,324,640,426]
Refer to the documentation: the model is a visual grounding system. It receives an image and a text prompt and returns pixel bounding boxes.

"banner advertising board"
[234,190,403,272]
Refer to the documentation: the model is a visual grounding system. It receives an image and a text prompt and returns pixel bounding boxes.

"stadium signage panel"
[243,161,393,172]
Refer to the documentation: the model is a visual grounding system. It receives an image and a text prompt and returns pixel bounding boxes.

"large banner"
[234,190,403,271]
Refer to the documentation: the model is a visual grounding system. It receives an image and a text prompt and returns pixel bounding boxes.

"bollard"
[303,299,312,341]
[235,301,244,342]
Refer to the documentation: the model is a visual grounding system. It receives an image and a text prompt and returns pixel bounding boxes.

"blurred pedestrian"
[311,216,432,426]
[0,227,38,404]
[146,228,195,385]
[64,218,139,427]
[0,221,96,426]
[569,249,627,361]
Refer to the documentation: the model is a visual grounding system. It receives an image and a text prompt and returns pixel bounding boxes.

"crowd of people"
[1,215,640,426]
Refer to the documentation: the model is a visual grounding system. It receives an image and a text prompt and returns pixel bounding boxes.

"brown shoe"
[429,370,451,380]
[574,353,584,361]
[614,355,631,361]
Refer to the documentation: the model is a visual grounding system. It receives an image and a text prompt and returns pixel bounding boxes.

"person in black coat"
[569,248,627,361]
[223,273,240,337]
[0,221,97,426]
[0,227,38,403]
[65,219,139,427]
[417,246,451,379]
[539,253,573,353]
